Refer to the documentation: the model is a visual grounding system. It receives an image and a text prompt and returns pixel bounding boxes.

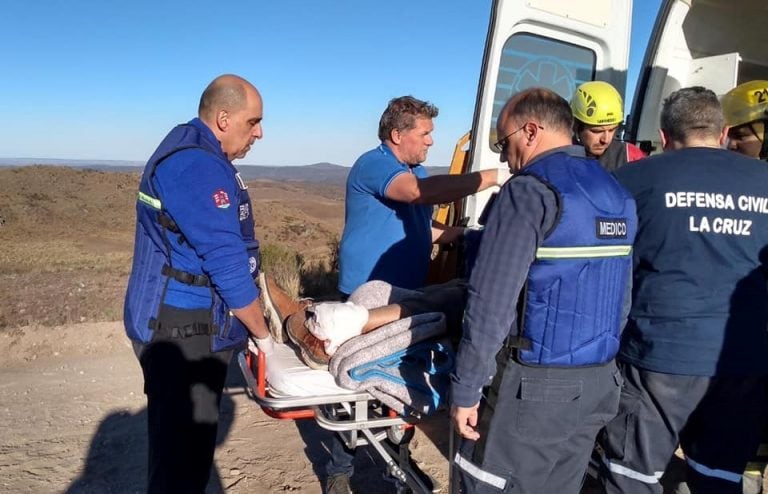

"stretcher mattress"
[254,340,356,397]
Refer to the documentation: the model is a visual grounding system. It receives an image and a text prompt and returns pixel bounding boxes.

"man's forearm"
[413,169,498,204]
[231,298,270,339]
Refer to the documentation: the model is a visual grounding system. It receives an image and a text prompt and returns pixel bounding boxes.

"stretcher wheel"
[387,423,415,445]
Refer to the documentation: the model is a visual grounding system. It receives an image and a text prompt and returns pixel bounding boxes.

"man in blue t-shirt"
[328,96,505,493]
[598,87,768,494]
[337,95,506,296]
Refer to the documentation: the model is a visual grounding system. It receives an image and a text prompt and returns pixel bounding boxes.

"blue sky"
[1,1,660,167]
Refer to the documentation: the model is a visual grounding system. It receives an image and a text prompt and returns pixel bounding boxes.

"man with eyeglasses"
[450,87,637,493]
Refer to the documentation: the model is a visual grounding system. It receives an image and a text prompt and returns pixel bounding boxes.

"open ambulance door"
[461,0,633,228]
[626,0,768,153]
[428,0,633,282]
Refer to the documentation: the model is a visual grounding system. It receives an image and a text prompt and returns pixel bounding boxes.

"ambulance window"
[490,32,596,150]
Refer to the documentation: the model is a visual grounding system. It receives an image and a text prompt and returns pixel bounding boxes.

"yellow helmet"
[570,81,624,126]
[721,80,768,127]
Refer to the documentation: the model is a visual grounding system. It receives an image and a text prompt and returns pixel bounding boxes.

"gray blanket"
[328,281,454,416]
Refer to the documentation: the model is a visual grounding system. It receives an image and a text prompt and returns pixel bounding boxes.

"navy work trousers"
[134,307,232,494]
[599,361,768,494]
[455,355,622,493]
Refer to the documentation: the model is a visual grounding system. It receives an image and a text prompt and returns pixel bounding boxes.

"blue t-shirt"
[338,144,432,294]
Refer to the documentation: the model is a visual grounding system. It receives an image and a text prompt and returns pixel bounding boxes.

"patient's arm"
[364,304,413,332]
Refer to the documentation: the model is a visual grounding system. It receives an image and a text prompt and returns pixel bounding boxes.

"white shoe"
[307,301,368,356]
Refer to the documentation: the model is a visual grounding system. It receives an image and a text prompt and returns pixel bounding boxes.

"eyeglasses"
[492,123,544,153]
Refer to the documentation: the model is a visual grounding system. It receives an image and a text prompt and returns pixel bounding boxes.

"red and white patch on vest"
[212,189,230,209]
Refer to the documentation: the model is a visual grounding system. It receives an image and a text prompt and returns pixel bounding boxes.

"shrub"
[260,237,340,300]
[260,243,303,298]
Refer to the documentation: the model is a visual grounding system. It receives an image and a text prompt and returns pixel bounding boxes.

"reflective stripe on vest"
[536,245,632,259]
[138,191,161,210]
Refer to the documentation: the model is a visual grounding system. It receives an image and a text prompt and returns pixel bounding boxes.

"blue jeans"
[327,435,355,477]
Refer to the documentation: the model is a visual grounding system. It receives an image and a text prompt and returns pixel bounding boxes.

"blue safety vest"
[123,123,259,352]
[515,153,637,366]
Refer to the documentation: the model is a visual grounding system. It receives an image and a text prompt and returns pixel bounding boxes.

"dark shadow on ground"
[293,419,397,493]
[64,356,242,494]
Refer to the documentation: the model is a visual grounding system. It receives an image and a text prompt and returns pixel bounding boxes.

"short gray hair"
[378,96,439,142]
[198,75,248,120]
[660,86,724,142]
[503,87,573,134]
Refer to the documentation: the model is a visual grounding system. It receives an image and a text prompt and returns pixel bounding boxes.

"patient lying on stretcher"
[254,274,466,415]
[260,274,467,370]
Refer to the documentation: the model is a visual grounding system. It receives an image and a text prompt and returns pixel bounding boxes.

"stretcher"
[237,336,446,493]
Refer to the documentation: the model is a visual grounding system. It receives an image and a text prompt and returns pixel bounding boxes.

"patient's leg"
[282,278,468,369]
[392,279,468,335]
[355,278,467,332]
[364,304,408,332]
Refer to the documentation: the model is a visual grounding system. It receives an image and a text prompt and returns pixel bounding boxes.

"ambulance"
[445,0,767,230]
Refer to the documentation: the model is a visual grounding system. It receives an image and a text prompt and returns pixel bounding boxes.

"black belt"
[149,319,213,338]
[161,264,210,287]
[505,335,532,351]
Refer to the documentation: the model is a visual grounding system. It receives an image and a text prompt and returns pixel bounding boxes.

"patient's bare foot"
[285,309,330,370]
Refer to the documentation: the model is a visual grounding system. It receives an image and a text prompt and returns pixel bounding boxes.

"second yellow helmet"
[721,80,768,128]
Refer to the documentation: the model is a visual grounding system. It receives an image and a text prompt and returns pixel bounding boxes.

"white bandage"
[307,301,368,356]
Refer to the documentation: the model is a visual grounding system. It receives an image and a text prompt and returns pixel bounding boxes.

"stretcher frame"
[237,344,438,493]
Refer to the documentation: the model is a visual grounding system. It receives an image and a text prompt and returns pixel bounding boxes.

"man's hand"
[431,222,464,244]
[451,403,481,440]
[253,333,275,356]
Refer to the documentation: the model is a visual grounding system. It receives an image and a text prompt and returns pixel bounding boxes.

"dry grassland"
[0,165,344,329]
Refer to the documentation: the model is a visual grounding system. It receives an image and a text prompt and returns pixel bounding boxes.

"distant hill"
[0,158,450,186]
[0,158,144,170]
[238,162,349,183]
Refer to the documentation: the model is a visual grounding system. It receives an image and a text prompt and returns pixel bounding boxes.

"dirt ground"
[0,322,452,494]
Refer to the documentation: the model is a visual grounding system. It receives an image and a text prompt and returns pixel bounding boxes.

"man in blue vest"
[450,87,637,493]
[598,86,768,494]
[124,74,275,493]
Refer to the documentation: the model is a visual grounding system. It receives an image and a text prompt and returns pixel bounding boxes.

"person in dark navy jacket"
[598,87,768,494]
[123,74,274,494]
[450,87,637,493]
